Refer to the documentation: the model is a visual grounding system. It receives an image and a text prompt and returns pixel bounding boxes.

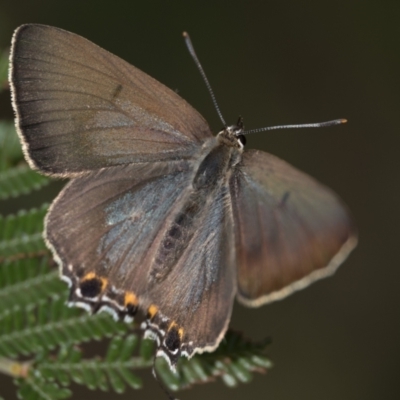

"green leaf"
[0,257,61,310]
[182,358,209,384]
[0,121,22,171]
[139,338,155,361]
[15,374,72,400]
[227,359,253,383]
[38,336,145,393]
[156,358,181,391]
[105,335,125,362]
[116,366,142,390]
[107,367,126,393]
[52,347,72,386]
[0,165,51,200]
[0,298,128,358]
[0,204,48,259]
[119,334,139,361]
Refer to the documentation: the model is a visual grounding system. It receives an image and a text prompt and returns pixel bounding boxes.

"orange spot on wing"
[82,272,96,281]
[148,304,158,319]
[99,278,108,291]
[168,321,177,330]
[178,328,184,339]
[124,291,138,306]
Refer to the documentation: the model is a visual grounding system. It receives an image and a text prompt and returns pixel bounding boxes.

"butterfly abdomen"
[151,192,206,281]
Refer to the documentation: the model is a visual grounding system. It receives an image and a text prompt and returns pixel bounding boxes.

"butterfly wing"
[10,24,212,176]
[45,160,192,287]
[230,149,357,307]
[143,185,236,365]
[46,160,235,365]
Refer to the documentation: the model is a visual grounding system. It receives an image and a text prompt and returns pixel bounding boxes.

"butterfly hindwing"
[46,155,236,366]
[10,24,212,176]
[142,184,236,364]
[230,149,357,307]
[46,159,193,301]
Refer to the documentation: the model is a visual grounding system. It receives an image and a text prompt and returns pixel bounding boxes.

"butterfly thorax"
[193,138,240,188]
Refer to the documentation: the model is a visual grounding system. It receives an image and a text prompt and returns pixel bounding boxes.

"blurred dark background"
[0,1,399,399]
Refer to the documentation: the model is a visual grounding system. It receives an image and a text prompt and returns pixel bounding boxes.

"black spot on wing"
[165,327,181,352]
[126,303,138,317]
[79,277,102,298]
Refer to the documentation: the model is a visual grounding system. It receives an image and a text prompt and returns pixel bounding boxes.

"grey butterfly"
[9,24,357,368]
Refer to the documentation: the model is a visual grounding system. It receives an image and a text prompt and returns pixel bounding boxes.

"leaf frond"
[156,330,272,391]
[38,335,149,393]
[0,256,61,309]
[0,297,129,358]
[15,374,72,400]
[0,122,22,171]
[0,165,51,200]
[0,204,48,259]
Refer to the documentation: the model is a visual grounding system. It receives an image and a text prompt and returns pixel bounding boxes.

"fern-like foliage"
[0,297,129,358]
[37,336,149,392]
[0,47,272,400]
[0,121,22,171]
[0,164,51,200]
[159,330,272,391]
[11,330,271,399]
[0,257,61,309]
[0,121,51,199]
[15,375,72,400]
[0,204,48,259]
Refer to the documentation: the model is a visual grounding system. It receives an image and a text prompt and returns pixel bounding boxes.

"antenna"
[182,33,346,135]
[183,32,226,127]
[243,119,347,135]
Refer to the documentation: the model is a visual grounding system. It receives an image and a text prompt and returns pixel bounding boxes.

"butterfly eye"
[237,134,246,147]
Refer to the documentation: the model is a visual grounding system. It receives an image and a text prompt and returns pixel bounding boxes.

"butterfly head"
[217,116,246,149]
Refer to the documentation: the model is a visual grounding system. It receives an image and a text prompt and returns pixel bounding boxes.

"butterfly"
[9,24,357,369]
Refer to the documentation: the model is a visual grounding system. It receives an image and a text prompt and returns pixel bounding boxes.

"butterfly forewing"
[231,150,357,306]
[10,24,212,176]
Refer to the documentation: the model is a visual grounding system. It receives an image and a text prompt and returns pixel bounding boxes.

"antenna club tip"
[182,31,189,38]
[340,118,348,124]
